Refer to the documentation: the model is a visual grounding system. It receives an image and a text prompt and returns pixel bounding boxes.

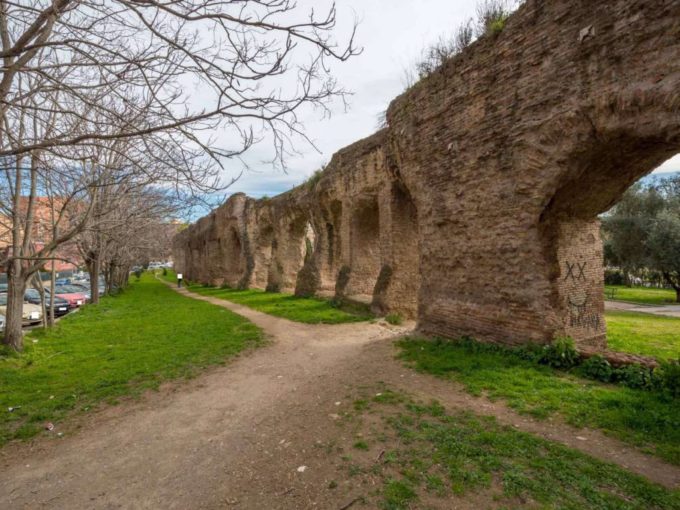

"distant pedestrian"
[177,273,183,288]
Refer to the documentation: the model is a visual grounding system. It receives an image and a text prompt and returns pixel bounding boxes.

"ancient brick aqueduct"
[173,0,680,350]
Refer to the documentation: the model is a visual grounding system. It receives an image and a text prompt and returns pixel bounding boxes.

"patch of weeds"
[348,464,364,477]
[305,168,325,189]
[346,388,680,510]
[327,480,338,489]
[372,390,404,405]
[385,313,403,326]
[353,440,369,450]
[397,337,680,465]
[425,474,445,495]
[353,399,369,411]
[383,479,417,510]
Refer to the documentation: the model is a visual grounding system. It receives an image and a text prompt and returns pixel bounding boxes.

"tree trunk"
[34,274,47,329]
[105,264,114,295]
[49,263,56,326]
[661,272,680,304]
[3,264,26,351]
[89,255,100,304]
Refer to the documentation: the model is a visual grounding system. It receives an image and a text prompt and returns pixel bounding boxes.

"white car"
[0,313,4,331]
[0,293,43,326]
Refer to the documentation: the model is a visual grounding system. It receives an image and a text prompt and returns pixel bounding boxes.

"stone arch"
[267,213,314,293]
[345,195,381,301]
[223,227,245,287]
[252,223,275,289]
[372,182,421,317]
[316,200,343,294]
[295,221,320,297]
[539,126,680,349]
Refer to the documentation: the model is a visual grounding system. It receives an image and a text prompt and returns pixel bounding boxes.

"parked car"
[0,293,43,326]
[70,281,104,298]
[24,289,70,317]
[0,313,4,331]
[49,286,88,308]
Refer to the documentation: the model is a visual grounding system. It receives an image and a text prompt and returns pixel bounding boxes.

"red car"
[50,285,88,309]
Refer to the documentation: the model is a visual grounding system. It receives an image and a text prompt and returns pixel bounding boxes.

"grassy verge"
[0,273,262,445]
[606,285,678,305]
[397,338,680,465]
[334,388,680,510]
[161,270,371,324]
[606,311,680,360]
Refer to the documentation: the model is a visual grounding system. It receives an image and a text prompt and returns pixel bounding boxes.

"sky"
[211,0,680,201]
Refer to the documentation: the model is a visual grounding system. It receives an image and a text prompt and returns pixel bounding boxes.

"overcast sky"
[216,0,680,200]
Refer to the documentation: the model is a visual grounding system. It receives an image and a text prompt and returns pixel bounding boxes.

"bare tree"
[0,0,359,350]
[0,0,359,164]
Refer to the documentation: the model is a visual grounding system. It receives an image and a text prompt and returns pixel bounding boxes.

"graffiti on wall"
[563,260,600,331]
[564,261,586,281]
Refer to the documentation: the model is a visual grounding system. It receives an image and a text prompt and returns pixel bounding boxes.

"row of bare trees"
[1,0,358,350]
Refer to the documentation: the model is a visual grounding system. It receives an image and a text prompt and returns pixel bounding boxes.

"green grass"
[385,313,403,326]
[162,270,371,324]
[0,273,262,446]
[606,285,678,305]
[397,338,680,465]
[606,311,680,360]
[346,389,680,510]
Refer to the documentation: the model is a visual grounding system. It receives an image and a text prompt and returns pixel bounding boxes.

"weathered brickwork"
[174,0,680,350]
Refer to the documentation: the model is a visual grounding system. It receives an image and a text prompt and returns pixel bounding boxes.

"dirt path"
[606,299,680,318]
[1,286,678,510]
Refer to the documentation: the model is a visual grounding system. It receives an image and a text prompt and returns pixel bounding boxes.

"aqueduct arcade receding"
[174,0,680,350]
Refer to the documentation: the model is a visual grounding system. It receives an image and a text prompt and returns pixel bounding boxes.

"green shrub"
[604,268,626,286]
[476,0,510,37]
[579,355,613,383]
[613,364,654,390]
[514,343,544,363]
[134,269,143,280]
[162,267,168,276]
[653,360,680,398]
[305,168,324,189]
[386,313,403,326]
[488,17,507,35]
[539,337,579,369]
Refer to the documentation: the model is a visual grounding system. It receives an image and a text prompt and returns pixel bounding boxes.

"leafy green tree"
[603,175,680,302]
[646,211,680,302]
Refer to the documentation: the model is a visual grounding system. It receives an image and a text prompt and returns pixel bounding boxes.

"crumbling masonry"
[174,0,680,350]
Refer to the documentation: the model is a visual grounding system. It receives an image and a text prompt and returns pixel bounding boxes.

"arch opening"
[294,221,320,297]
[373,183,421,318]
[223,227,245,286]
[273,215,313,293]
[252,224,274,288]
[317,200,343,294]
[346,196,381,303]
[540,139,680,351]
